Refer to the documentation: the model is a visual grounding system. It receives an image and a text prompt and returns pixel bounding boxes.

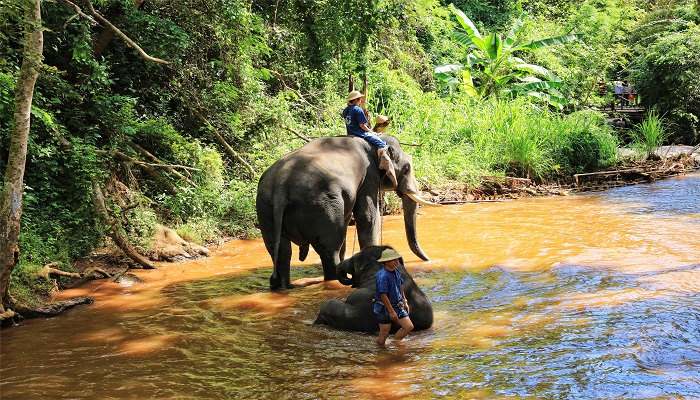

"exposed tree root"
[9,296,94,320]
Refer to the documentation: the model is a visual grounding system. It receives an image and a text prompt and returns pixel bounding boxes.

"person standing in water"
[374,248,414,345]
[342,91,397,186]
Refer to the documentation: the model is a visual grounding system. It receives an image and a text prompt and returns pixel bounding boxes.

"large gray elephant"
[314,245,433,332]
[256,134,437,290]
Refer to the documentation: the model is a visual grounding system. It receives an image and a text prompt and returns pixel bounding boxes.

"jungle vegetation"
[1,0,699,312]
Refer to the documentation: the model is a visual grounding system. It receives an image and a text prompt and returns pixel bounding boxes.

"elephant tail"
[270,190,288,283]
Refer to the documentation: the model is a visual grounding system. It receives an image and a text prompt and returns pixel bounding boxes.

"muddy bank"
[422,147,700,204]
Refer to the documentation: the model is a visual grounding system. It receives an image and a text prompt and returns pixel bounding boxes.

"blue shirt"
[374,267,404,314]
[342,105,368,136]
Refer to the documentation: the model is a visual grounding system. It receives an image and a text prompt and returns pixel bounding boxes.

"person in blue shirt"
[374,248,414,345]
[342,91,397,186]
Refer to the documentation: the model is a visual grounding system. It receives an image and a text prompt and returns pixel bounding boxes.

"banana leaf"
[449,4,487,51]
[515,33,584,51]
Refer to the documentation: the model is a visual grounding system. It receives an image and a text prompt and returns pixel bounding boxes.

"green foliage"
[9,263,56,307]
[448,0,522,30]
[518,0,641,109]
[629,109,669,158]
[436,4,582,107]
[374,89,618,184]
[629,23,700,143]
[550,110,620,174]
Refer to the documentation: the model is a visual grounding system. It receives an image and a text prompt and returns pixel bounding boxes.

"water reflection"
[1,174,700,399]
[596,172,700,218]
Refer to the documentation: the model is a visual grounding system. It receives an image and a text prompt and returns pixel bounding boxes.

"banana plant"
[435,4,583,107]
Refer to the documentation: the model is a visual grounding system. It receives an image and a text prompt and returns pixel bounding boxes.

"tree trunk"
[0,0,43,316]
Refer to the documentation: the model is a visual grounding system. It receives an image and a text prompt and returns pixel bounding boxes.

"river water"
[1,173,699,399]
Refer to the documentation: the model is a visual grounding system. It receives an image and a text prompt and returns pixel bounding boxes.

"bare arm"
[380,293,398,322]
[400,286,409,314]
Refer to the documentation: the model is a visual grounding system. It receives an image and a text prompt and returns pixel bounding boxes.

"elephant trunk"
[401,193,430,261]
[336,260,354,286]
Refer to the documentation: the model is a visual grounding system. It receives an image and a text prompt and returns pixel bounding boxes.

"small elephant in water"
[314,245,434,333]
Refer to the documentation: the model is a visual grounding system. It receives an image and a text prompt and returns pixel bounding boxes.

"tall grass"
[630,109,668,158]
[371,86,619,184]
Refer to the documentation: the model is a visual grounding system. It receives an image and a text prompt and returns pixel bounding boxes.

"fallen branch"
[10,296,94,319]
[189,107,257,177]
[57,0,172,65]
[284,126,311,142]
[97,150,179,195]
[574,167,645,184]
[127,141,198,187]
[40,263,82,279]
[92,181,156,269]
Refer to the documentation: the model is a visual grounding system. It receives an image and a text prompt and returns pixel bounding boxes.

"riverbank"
[422,146,700,204]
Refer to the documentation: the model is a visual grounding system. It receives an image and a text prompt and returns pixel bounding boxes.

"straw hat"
[377,248,401,262]
[376,115,389,124]
[347,90,364,102]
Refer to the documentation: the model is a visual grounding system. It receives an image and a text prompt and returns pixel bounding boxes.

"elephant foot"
[269,283,296,291]
[269,276,295,291]
[322,268,337,281]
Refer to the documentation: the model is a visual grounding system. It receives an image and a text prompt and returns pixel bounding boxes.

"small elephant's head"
[336,246,391,287]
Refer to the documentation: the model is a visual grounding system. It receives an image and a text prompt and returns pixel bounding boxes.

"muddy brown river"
[1,173,699,399]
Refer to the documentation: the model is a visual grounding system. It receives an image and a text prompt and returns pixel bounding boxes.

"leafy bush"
[550,110,620,174]
[629,23,700,143]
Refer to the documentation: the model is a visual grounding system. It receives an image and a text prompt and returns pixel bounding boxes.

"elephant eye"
[403,164,410,173]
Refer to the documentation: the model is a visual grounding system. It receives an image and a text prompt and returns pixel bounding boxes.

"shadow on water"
[1,173,700,399]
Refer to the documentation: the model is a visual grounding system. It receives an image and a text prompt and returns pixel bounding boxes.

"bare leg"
[393,317,414,341]
[377,323,392,345]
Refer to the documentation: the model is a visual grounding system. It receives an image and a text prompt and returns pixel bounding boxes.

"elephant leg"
[315,289,380,332]
[270,237,293,290]
[339,238,347,262]
[319,252,341,281]
[311,223,347,281]
[354,198,381,249]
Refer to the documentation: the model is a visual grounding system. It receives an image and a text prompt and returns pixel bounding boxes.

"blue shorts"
[377,304,409,324]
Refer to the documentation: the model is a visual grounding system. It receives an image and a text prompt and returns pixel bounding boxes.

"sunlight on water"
[1,173,699,399]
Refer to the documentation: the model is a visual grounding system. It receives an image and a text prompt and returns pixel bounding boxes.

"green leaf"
[516,89,569,108]
[514,63,560,81]
[512,81,565,92]
[461,70,478,97]
[486,33,502,61]
[451,32,485,50]
[505,13,526,48]
[449,4,487,51]
[435,64,464,74]
[516,33,584,51]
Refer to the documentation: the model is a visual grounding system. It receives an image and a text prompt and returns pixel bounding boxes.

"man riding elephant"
[256,125,439,290]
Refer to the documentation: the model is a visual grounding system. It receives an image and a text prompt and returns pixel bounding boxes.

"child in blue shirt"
[374,248,414,345]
